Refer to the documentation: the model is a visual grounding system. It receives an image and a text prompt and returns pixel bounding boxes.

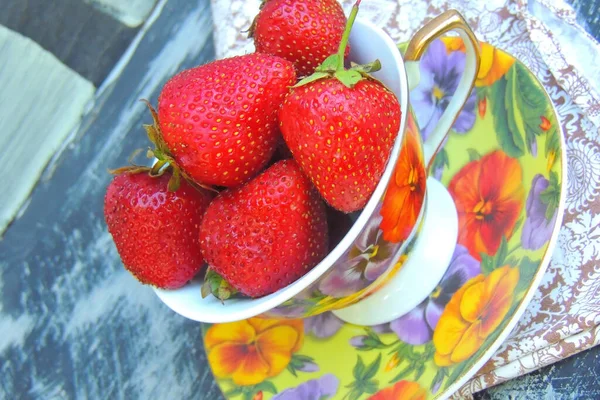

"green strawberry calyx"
[246,0,270,38]
[201,268,239,303]
[294,0,380,89]
[109,100,215,193]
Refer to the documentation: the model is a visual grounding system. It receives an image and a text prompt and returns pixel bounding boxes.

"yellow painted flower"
[547,149,557,173]
[442,37,515,87]
[433,266,520,366]
[385,353,401,371]
[205,318,303,386]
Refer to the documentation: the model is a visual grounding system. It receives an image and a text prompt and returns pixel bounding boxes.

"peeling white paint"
[0,274,35,354]
[0,26,95,235]
[0,313,36,354]
[84,0,158,27]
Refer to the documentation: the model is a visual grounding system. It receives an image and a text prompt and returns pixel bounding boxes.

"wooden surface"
[0,0,221,398]
[84,0,158,27]
[0,25,94,234]
[476,345,600,399]
[0,0,138,85]
[1,0,599,398]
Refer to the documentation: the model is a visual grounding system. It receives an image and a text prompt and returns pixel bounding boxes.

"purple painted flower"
[318,212,399,297]
[350,335,368,349]
[522,174,558,250]
[432,163,444,181]
[267,304,307,318]
[304,312,344,339]
[268,288,313,318]
[371,323,393,334]
[268,297,309,318]
[411,39,477,141]
[272,374,340,400]
[530,137,538,157]
[297,361,319,373]
[390,244,481,345]
[431,376,443,394]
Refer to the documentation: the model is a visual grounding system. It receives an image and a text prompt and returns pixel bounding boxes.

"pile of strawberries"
[104,0,401,300]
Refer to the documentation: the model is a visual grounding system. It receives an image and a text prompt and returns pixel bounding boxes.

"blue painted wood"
[475,345,600,399]
[0,0,138,86]
[568,0,600,42]
[0,0,221,398]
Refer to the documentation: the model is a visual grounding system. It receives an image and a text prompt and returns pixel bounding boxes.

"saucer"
[200,40,566,400]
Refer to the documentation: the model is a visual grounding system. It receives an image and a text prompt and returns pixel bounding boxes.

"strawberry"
[104,172,213,289]
[250,0,349,77]
[154,53,296,188]
[279,0,401,212]
[199,159,328,298]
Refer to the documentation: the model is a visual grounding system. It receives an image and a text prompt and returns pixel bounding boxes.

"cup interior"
[153,18,410,323]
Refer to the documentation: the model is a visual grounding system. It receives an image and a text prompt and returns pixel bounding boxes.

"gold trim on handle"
[404,10,481,172]
[404,10,481,64]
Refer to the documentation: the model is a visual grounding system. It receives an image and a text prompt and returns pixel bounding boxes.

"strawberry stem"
[201,268,238,303]
[292,0,379,89]
[336,0,362,70]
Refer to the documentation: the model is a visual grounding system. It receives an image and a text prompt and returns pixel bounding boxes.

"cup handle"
[404,10,481,170]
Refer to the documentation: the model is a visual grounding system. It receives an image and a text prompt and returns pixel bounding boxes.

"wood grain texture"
[84,0,159,27]
[0,0,221,398]
[0,0,138,85]
[567,0,600,41]
[0,25,95,235]
[475,345,600,399]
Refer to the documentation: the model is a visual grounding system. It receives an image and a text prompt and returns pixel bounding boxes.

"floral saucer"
[200,39,565,400]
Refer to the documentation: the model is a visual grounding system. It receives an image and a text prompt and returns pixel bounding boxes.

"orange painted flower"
[369,380,427,400]
[205,318,303,386]
[478,96,487,118]
[539,116,551,131]
[380,113,426,243]
[448,150,524,260]
[433,265,519,366]
[442,37,515,87]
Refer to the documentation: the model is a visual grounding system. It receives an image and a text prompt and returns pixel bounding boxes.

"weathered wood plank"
[0,0,138,85]
[475,344,600,399]
[0,0,221,398]
[84,0,159,27]
[0,25,95,235]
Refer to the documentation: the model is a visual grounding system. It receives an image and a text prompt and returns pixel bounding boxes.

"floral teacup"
[154,10,481,324]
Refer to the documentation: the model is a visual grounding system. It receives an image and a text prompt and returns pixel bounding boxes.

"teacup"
[154,10,481,325]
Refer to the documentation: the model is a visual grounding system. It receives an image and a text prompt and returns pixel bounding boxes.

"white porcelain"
[333,177,458,325]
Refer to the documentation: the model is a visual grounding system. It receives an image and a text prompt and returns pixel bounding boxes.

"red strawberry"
[199,159,328,298]
[104,172,213,289]
[156,53,296,188]
[279,1,401,213]
[251,0,349,77]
